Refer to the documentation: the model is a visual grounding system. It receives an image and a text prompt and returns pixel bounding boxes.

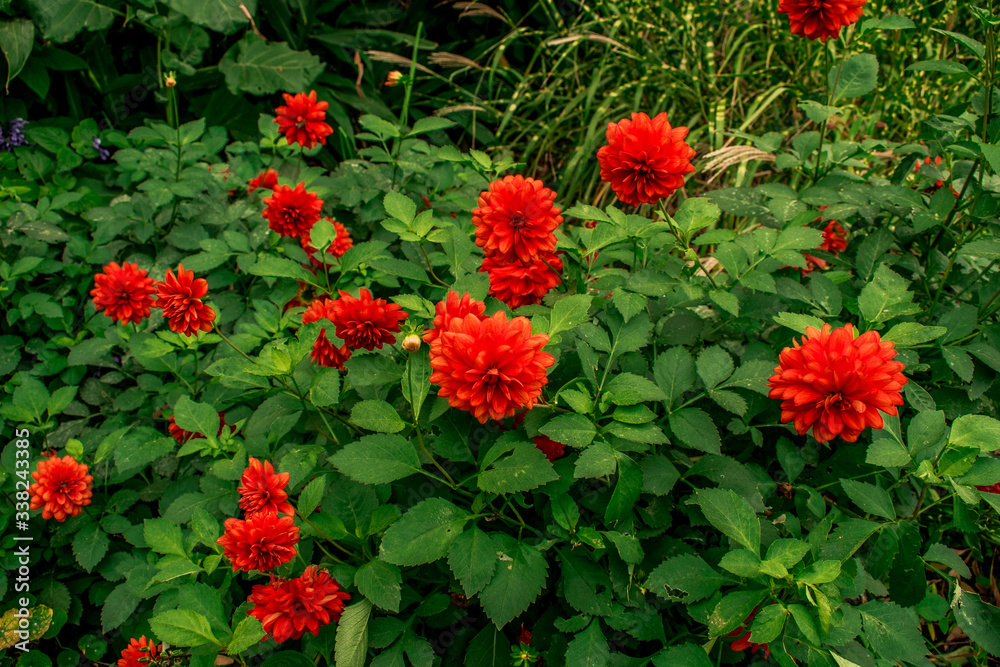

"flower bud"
[402,334,421,352]
[385,70,403,87]
[165,75,177,88]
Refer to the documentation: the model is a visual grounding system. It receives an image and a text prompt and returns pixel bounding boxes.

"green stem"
[400,22,424,131]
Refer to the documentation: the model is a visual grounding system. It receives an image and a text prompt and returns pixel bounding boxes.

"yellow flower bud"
[402,334,421,352]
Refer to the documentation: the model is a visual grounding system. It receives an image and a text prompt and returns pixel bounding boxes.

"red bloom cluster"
[423,291,487,349]
[248,168,279,194]
[302,299,352,370]
[767,324,907,443]
[117,636,159,667]
[533,435,565,462]
[429,306,554,423]
[92,262,217,337]
[167,410,231,444]
[727,608,771,659]
[247,565,351,643]
[90,261,157,325]
[481,252,564,309]
[801,217,848,274]
[274,90,333,150]
[217,510,299,573]
[597,111,696,207]
[263,183,324,238]
[778,0,865,42]
[328,288,409,351]
[473,175,565,309]
[239,458,295,517]
[301,218,354,267]
[28,454,93,522]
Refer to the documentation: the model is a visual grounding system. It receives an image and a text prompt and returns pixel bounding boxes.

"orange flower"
[727,608,771,659]
[117,636,159,667]
[239,458,294,517]
[217,512,299,573]
[90,261,158,325]
[154,264,216,337]
[274,90,333,149]
[29,455,93,522]
[472,175,562,263]
[302,299,352,369]
[481,251,563,309]
[422,291,487,348]
[778,0,866,42]
[328,288,409,351]
[767,324,907,443]
[247,168,279,194]
[597,112,695,207]
[429,311,554,423]
[262,183,324,239]
[247,565,351,642]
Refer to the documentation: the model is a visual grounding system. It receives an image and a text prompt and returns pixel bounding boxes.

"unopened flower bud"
[385,71,403,87]
[165,75,177,88]
[402,334,421,352]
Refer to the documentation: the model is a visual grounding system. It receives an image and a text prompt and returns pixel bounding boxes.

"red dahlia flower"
[778,0,866,42]
[767,324,907,443]
[423,291,488,348]
[167,411,230,444]
[91,261,158,325]
[217,512,299,572]
[29,454,93,522]
[977,483,1000,494]
[263,183,324,238]
[429,311,554,423]
[247,565,351,643]
[248,168,279,194]
[820,220,848,254]
[597,112,696,207]
[274,90,334,150]
[155,264,217,337]
[481,252,564,309]
[301,218,354,266]
[472,175,562,263]
[329,288,409,351]
[239,458,294,517]
[533,435,565,462]
[727,608,771,659]
[311,329,352,370]
[117,636,159,667]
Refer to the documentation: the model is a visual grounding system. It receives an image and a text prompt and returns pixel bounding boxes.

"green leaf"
[334,599,372,667]
[309,368,340,407]
[23,0,113,43]
[13,376,48,421]
[383,191,417,224]
[548,294,594,338]
[402,352,431,421]
[696,346,734,390]
[829,53,879,101]
[379,498,470,566]
[719,550,762,578]
[611,288,646,323]
[820,519,882,562]
[339,241,390,275]
[908,410,946,455]
[409,117,456,135]
[640,455,680,495]
[923,544,972,579]
[866,435,911,467]
[690,488,761,555]
[564,619,611,667]
[479,534,548,628]
[219,34,321,94]
[773,311,825,335]
[858,600,927,664]
[331,434,421,485]
[172,396,220,439]
[539,413,596,447]
[651,644,713,667]
[766,539,811,568]
[247,255,315,282]
[883,323,948,347]
[73,525,109,573]
[350,400,406,433]
[605,454,642,525]
[953,589,1000,656]
[448,528,498,598]
[228,617,265,656]
[479,441,558,493]
[798,560,842,585]
[149,609,221,648]
[840,479,895,520]
[723,361,774,396]
[673,197,721,236]
[708,589,768,637]
[101,584,139,634]
[858,265,921,324]
[669,408,721,454]
[653,346,696,407]
[943,347,974,381]
[574,441,617,478]
[949,414,1000,452]
[355,560,402,612]
[297,476,326,519]
[930,28,986,58]
[749,604,787,644]
[0,19,34,92]
[143,518,187,557]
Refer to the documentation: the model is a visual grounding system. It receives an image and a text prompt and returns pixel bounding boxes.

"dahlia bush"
[3,4,1000,667]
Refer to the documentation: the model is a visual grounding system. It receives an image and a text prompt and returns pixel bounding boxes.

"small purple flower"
[1,118,28,151]
[92,136,111,161]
